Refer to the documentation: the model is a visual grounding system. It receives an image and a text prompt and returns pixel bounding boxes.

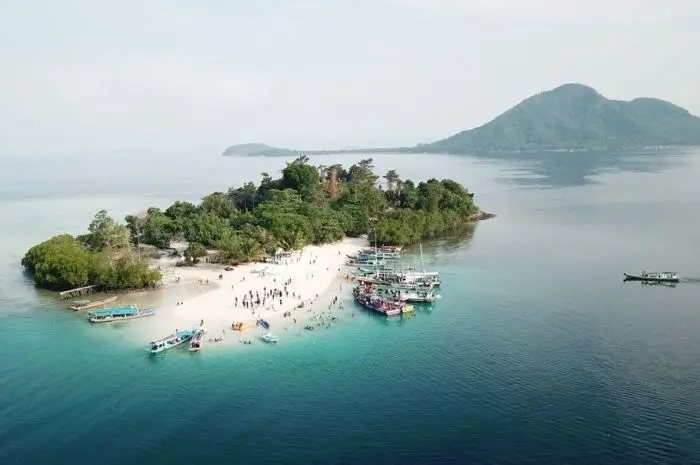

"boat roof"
[73,300,91,305]
[89,306,138,316]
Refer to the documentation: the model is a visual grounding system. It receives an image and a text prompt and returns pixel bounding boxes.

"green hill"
[421,84,700,153]
[222,84,700,156]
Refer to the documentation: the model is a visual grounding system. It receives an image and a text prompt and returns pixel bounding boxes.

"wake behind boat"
[150,328,197,354]
[623,271,680,283]
[88,305,155,323]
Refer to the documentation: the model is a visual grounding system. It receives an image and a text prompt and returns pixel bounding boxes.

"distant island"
[223,83,700,155]
[22,157,485,291]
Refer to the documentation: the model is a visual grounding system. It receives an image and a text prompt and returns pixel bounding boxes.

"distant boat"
[260,332,279,343]
[150,328,197,354]
[256,318,271,330]
[189,327,206,352]
[70,295,118,311]
[623,271,680,283]
[88,305,155,323]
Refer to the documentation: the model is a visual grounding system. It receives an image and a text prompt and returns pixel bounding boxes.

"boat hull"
[150,329,196,354]
[624,273,680,283]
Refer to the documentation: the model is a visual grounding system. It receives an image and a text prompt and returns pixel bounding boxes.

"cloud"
[389,0,700,23]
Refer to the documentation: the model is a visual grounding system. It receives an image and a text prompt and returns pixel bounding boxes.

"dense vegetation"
[420,84,700,153]
[228,84,700,155]
[22,158,479,291]
[21,211,162,291]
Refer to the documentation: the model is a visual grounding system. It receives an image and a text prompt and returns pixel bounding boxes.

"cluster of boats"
[348,245,440,316]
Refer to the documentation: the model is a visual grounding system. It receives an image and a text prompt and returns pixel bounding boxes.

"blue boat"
[88,305,155,323]
[149,328,196,354]
[256,318,271,330]
[261,332,279,343]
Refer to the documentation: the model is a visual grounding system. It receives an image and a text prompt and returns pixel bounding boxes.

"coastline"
[101,237,365,347]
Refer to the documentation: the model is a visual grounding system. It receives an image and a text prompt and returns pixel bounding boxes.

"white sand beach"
[120,237,365,346]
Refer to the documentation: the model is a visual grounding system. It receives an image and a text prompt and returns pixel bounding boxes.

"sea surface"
[1,148,700,464]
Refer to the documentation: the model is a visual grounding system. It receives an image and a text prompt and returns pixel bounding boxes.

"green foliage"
[21,214,163,291]
[184,243,207,265]
[23,159,481,291]
[423,83,700,153]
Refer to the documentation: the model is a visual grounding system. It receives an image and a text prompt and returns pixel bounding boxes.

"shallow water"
[1,149,700,464]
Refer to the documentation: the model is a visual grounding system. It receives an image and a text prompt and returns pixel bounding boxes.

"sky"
[1,0,699,154]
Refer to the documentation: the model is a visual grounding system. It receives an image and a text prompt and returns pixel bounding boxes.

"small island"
[223,83,700,156]
[22,157,484,293]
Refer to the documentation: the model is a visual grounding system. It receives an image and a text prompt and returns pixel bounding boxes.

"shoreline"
[92,237,366,347]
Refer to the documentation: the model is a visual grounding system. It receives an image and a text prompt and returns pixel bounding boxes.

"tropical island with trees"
[22,157,485,292]
[223,83,700,156]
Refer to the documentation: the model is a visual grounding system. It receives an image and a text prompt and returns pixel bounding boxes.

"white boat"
[189,327,206,352]
[261,332,279,343]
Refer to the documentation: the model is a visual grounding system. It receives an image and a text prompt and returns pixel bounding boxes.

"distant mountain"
[421,84,700,153]
[222,143,297,157]
[222,84,700,156]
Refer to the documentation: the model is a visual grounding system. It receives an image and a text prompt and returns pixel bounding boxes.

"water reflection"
[469,148,692,188]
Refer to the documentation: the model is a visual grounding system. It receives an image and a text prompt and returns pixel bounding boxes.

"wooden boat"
[231,321,250,331]
[623,271,680,283]
[88,305,155,323]
[189,327,206,352]
[70,295,118,311]
[150,328,196,354]
[256,318,271,330]
[260,332,280,343]
[352,286,407,316]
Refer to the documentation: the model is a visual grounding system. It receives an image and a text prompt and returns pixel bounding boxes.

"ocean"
[1,149,700,464]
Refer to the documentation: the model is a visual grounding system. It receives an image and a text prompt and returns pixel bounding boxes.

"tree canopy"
[22,212,162,292]
[122,157,479,256]
[22,158,480,290]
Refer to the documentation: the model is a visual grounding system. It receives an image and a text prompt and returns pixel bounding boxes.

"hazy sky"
[1,0,699,153]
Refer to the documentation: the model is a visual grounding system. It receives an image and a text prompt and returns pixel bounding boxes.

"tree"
[200,192,238,219]
[184,243,207,265]
[282,161,320,192]
[384,170,400,192]
[83,210,128,252]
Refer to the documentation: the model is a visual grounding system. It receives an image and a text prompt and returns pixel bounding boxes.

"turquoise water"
[2,150,700,464]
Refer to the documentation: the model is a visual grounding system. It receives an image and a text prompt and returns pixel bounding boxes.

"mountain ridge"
[222,83,700,156]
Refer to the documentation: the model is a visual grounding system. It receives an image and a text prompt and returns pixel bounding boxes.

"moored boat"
[623,271,680,283]
[150,328,197,354]
[261,332,279,343]
[88,305,155,323]
[70,295,118,311]
[401,304,415,313]
[352,286,407,316]
[232,321,250,331]
[189,327,206,352]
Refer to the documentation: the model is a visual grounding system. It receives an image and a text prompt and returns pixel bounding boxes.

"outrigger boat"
[623,271,680,283]
[88,305,155,323]
[70,295,118,311]
[150,328,197,354]
[189,327,206,352]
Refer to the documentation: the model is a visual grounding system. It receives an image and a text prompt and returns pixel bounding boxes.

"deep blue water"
[1,149,700,464]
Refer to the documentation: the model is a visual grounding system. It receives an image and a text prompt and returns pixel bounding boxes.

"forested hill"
[421,84,700,153]
[223,84,700,156]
